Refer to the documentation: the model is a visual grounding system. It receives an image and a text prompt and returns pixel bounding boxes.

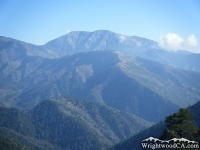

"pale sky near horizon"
[0,0,200,53]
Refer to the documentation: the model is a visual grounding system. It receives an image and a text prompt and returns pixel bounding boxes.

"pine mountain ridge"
[0,136,35,150]
[1,46,200,122]
[0,96,153,150]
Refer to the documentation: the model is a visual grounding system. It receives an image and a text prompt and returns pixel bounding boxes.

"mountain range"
[1,30,200,71]
[44,30,200,72]
[0,30,200,149]
[1,30,200,120]
[1,48,200,122]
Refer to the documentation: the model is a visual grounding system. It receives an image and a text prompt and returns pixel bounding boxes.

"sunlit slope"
[5,51,199,122]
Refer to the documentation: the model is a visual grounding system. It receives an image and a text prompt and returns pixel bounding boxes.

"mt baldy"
[44,30,200,72]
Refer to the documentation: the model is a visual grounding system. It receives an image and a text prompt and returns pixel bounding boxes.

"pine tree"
[160,108,198,141]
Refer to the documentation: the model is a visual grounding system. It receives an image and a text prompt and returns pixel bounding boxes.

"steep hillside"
[14,51,200,122]
[0,36,55,107]
[0,36,54,59]
[117,53,200,107]
[111,101,200,150]
[0,97,152,150]
[0,136,34,150]
[31,97,152,149]
[189,101,200,128]
[0,106,56,150]
[1,50,200,122]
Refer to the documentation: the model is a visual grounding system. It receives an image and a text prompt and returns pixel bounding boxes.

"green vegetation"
[111,102,200,150]
[0,96,152,150]
[0,107,35,137]
[30,99,105,150]
[160,108,199,141]
[0,136,34,150]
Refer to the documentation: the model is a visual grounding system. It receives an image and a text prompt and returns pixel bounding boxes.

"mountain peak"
[44,30,158,56]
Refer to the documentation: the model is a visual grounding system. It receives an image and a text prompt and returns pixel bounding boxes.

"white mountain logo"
[142,137,198,144]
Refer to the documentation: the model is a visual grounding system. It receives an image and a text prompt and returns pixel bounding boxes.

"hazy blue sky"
[0,0,200,52]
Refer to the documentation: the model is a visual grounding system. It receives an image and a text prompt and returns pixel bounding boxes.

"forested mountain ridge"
[1,49,200,122]
[0,136,34,150]
[0,36,55,59]
[0,97,153,150]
